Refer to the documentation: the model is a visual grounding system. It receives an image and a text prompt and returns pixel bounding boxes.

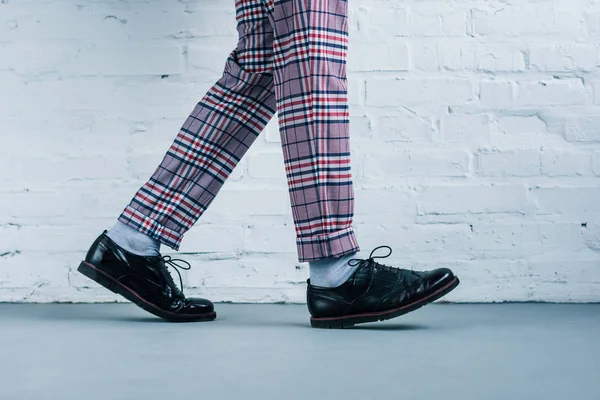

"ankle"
[309,252,359,288]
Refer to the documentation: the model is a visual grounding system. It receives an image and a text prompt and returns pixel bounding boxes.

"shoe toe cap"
[423,267,455,290]
[188,297,215,313]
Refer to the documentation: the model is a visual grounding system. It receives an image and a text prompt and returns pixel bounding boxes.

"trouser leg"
[118,0,277,250]
[267,0,359,262]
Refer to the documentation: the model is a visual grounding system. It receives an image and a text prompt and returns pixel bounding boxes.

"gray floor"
[0,304,598,400]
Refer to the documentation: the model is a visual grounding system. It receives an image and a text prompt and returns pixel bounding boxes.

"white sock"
[309,252,361,288]
[106,221,161,256]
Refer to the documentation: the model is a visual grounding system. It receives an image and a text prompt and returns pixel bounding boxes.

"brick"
[354,188,414,219]
[528,258,600,302]
[347,77,363,106]
[593,152,600,176]
[441,115,491,144]
[409,7,467,37]
[480,81,514,107]
[497,116,548,136]
[412,42,438,71]
[529,45,598,72]
[416,185,525,215]
[0,156,129,190]
[541,150,593,177]
[65,43,183,76]
[243,225,297,254]
[413,260,531,302]
[477,45,526,72]
[364,149,470,178]
[516,80,588,107]
[354,223,471,255]
[188,45,231,74]
[0,253,70,289]
[532,187,600,215]
[377,115,431,142]
[470,223,522,252]
[366,78,473,107]
[348,43,410,72]
[357,6,408,39]
[263,116,281,143]
[438,43,476,71]
[521,222,585,253]
[247,151,286,180]
[586,11,600,36]
[476,150,541,177]
[564,115,600,143]
[473,7,580,37]
[179,224,244,254]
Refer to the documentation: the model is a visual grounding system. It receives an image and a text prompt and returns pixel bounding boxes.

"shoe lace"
[348,245,419,277]
[161,255,191,292]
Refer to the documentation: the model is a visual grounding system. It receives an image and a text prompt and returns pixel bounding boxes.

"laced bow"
[348,245,393,268]
[348,245,419,277]
[161,255,191,291]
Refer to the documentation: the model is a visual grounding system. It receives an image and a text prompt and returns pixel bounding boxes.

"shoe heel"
[77,261,119,295]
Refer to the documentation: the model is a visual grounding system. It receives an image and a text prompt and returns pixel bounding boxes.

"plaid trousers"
[118,0,359,262]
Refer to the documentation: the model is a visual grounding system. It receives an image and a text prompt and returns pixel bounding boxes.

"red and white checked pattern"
[119,0,359,262]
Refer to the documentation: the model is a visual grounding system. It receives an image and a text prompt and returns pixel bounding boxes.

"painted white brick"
[516,80,588,107]
[532,187,600,215]
[585,11,600,36]
[528,258,600,302]
[470,224,522,252]
[63,43,183,76]
[417,185,525,215]
[413,42,438,71]
[247,151,286,180]
[179,224,244,254]
[477,45,526,72]
[355,223,471,256]
[441,115,491,144]
[364,149,470,178]
[367,78,473,107]
[376,115,431,142]
[476,150,541,177]
[497,116,548,136]
[188,45,232,75]
[593,152,600,176]
[263,116,281,143]
[354,188,414,219]
[541,150,593,177]
[480,81,514,107]
[564,115,600,143]
[357,6,408,39]
[416,260,532,302]
[522,222,585,254]
[348,43,409,72]
[243,225,297,254]
[409,7,467,37]
[438,43,476,71]
[529,45,599,72]
[472,7,581,37]
[0,156,130,190]
[347,77,363,106]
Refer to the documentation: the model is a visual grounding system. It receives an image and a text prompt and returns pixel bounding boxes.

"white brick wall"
[1,0,599,304]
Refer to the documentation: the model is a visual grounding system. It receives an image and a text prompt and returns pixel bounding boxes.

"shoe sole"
[310,276,460,329]
[77,261,216,323]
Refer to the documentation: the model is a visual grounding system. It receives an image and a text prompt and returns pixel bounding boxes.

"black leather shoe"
[307,246,459,328]
[77,231,216,322]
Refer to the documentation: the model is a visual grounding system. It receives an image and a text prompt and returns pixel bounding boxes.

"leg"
[77,1,278,322]
[118,0,277,250]
[267,0,360,262]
